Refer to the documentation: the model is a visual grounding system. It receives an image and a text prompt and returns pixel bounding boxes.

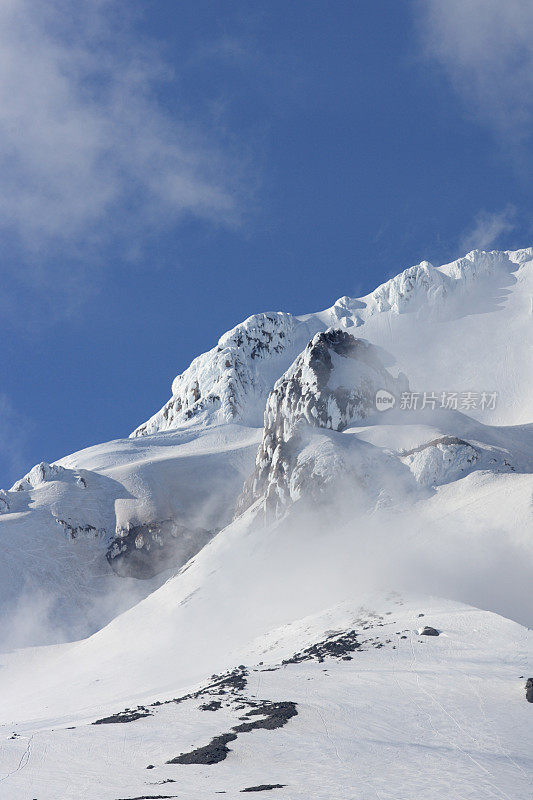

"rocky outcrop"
[131,312,323,435]
[106,519,216,579]
[55,518,107,540]
[235,330,408,516]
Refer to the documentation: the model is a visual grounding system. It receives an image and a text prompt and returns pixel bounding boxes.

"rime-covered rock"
[131,312,323,435]
[236,330,408,515]
[11,461,67,491]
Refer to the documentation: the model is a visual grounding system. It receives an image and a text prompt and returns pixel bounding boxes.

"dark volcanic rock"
[283,629,361,664]
[115,795,177,799]
[168,733,237,765]
[106,519,215,579]
[199,700,222,711]
[233,701,297,733]
[167,697,297,766]
[419,626,440,636]
[241,785,286,792]
[93,707,152,724]
[526,678,533,703]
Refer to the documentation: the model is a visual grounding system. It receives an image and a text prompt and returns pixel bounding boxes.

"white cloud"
[0,0,240,250]
[416,0,533,143]
[460,206,516,252]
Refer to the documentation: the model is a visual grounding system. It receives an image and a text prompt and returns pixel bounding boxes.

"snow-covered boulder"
[400,436,479,487]
[11,461,67,491]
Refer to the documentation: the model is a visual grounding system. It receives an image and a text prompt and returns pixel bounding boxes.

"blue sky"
[1,0,533,486]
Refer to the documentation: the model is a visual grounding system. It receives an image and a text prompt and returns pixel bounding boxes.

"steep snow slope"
[1,596,531,800]
[0,424,259,646]
[0,444,531,724]
[0,488,531,799]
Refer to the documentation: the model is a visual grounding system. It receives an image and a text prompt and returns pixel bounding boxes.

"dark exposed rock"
[93,707,152,724]
[167,700,298,766]
[199,700,222,711]
[241,785,286,792]
[106,519,215,579]
[168,732,237,765]
[115,796,177,799]
[400,436,473,457]
[56,518,106,540]
[233,701,297,733]
[99,667,249,728]
[282,629,361,664]
[419,626,440,636]
[165,673,297,767]
[526,678,533,703]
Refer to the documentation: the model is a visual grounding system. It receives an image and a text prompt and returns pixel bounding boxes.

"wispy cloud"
[460,206,517,253]
[0,0,244,315]
[415,0,533,145]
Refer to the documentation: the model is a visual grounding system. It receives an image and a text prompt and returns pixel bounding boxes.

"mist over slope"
[0,248,532,799]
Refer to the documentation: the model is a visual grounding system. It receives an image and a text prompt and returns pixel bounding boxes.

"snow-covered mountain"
[0,248,532,799]
[132,247,533,434]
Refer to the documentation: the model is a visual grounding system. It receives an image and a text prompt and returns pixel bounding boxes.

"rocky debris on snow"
[169,732,238,765]
[56,518,107,541]
[93,706,152,725]
[282,629,362,664]
[168,701,298,766]
[418,626,440,636]
[107,519,215,579]
[199,700,222,711]
[233,702,298,733]
[236,330,408,516]
[93,662,298,770]
[526,678,533,703]
[96,667,250,725]
[115,796,177,799]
